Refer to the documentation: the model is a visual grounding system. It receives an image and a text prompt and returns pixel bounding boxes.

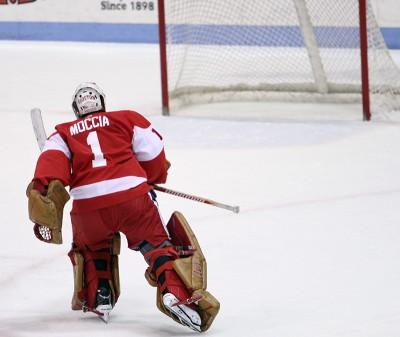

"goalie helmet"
[72,82,106,118]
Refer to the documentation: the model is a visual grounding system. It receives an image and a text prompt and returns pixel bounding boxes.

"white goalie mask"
[72,82,106,118]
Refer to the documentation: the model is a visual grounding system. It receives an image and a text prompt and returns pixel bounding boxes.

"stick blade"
[30,108,47,151]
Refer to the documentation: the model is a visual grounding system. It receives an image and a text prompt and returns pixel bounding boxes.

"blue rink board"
[0,22,399,49]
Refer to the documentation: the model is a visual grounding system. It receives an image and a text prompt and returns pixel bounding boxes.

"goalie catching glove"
[26,179,70,244]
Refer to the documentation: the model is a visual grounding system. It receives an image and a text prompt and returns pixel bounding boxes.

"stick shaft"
[152,185,239,213]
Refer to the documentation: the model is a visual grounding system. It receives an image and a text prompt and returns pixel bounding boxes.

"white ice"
[0,41,400,337]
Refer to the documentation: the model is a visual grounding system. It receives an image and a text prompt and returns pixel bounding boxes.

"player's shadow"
[0,311,211,337]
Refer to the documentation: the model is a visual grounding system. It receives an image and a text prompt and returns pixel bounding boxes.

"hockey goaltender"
[26,82,220,332]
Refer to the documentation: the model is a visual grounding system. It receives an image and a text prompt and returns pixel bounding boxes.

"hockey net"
[159,0,400,120]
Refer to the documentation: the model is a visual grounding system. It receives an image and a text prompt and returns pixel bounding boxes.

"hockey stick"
[152,185,240,213]
[31,107,47,151]
[30,108,240,213]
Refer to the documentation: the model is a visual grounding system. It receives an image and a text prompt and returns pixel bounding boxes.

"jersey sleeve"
[33,132,72,187]
[132,123,169,184]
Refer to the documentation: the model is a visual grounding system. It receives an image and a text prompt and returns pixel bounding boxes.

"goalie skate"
[94,287,113,323]
[163,293,201,332]
[95,307,111,323]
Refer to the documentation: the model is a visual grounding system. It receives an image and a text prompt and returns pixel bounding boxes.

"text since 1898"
[101,1,154,11]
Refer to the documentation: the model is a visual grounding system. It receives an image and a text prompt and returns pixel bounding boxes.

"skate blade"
[163,293,201,332]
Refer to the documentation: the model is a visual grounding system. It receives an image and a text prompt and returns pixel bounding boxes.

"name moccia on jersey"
[70,115,110,136]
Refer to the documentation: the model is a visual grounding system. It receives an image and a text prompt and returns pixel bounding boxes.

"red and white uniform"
[33,110,170,250]
[32,109,197,317]
[33,110,168,213]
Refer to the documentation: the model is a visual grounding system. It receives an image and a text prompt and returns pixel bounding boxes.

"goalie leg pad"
[168,211,220,331]
[69,250,85,311]
[168,211,207,291]
[145,211,220,331]
[68,233,121,311]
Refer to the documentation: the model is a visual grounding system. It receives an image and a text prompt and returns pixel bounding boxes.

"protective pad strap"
[145,246,179,273]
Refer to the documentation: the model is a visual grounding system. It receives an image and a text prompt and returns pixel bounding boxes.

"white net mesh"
[163,0,400,120]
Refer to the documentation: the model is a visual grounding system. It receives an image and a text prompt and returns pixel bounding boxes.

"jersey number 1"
[87,131,107,168]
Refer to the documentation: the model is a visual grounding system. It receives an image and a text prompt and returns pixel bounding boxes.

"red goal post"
[158,0,400,121]
[358,0,371,120]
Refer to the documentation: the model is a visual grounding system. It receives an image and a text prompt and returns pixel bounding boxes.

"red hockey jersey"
[33,110,168,212]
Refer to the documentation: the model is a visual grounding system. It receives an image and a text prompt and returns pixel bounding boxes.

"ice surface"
[0,41,400,337]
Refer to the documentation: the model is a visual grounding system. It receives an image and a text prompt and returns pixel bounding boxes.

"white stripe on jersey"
[42,133,71,159]
[70,176,146,200]
[132,125,163,161]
